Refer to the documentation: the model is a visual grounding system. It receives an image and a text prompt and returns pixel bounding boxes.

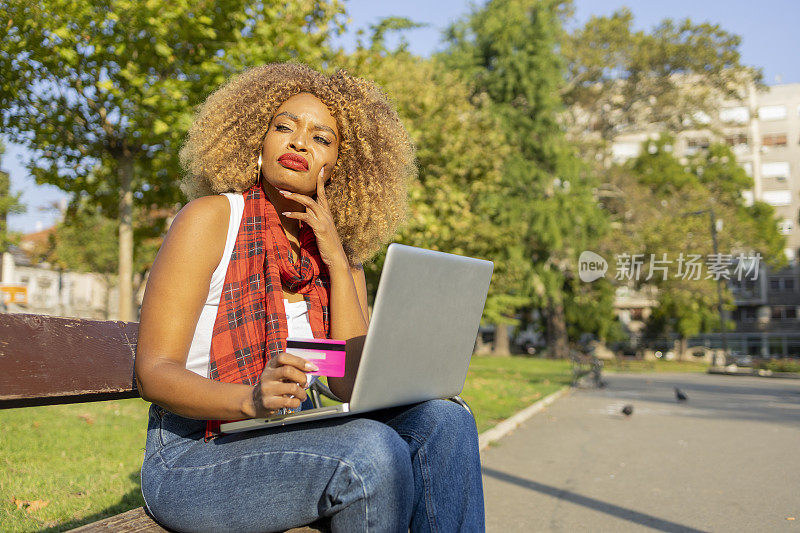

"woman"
[136,62,485,533]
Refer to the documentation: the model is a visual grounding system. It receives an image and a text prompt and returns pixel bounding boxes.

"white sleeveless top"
[185,192,316,382]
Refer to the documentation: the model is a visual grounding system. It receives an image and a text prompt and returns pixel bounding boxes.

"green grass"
[0,399,149,532]
[0,356,571,530]
[460,356,571,433]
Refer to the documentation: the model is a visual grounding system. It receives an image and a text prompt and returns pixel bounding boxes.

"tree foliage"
[36,202,161,276]
[0,0,345,318]
[561,7,777,356]
[1,0,776,355]
[562,7,757,151]
[441,0,612,356]
[605,137,786,352]
[0,141,26,254]
[333,19,518,325]
[41,207,118,275]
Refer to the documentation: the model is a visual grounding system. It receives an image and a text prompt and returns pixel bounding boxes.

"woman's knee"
[344,419,413,486]
[413,399,478,439]
[327,419,414,529]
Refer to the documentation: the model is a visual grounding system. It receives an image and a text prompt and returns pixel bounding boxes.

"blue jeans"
[140,398,485,532]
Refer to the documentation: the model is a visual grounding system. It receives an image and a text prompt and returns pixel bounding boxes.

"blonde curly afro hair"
[179,62,416,265]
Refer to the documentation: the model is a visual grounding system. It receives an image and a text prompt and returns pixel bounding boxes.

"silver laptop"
[220,243,493,434]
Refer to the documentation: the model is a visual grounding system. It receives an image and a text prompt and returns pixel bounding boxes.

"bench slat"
[67,506,330,532]
[68,507,170,532]
[0,313,140,408]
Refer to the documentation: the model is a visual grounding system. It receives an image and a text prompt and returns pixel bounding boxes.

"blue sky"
[5,0,799,233]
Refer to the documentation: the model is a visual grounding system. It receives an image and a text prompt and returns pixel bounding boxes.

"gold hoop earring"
[256,153,262,185]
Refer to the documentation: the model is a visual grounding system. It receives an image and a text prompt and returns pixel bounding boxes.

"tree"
[442,0,611,357]
[565,277,625,345]
[334,19,523,351]
[561,10,772,357]
[561,8,757,157]
[0,0,345,320]
[0,141,26,256]
[44,208,118,275]
[608,137,785,358]
[31,200,166,318]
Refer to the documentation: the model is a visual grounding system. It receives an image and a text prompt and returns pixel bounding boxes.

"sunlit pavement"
[481,372,800,532]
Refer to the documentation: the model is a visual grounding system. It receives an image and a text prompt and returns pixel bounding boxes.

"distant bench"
[570,350,604,388]
[0,313,329,533]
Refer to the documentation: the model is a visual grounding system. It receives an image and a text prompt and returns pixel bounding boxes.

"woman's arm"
[135,195,254,419]
[280,169,369,401]
[134,195,309,420]
[328,262,369,342]
[325,263,369,401]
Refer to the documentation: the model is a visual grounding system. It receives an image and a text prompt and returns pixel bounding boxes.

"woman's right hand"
[250,352,319,417]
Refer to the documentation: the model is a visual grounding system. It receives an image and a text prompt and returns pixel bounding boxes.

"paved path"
[480,372,800,532]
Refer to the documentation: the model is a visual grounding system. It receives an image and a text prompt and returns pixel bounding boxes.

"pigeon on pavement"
[621,404,634,416]
[675,387,688,402]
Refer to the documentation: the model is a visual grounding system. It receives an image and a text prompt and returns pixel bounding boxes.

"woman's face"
[261,92,339,196]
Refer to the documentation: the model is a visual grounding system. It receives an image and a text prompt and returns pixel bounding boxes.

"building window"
[779,219,793,235]
[789,339,800,357]
[769,277,797,292]
[771,306,798,321]
[762,133,787,147]
[725,133,748,147]
[733,307,758,322]
[759,105,787,121]
[685,137,710,155]
[747,336,762,354]
[761,161,790,180]
[720,106,749,124]
[762,190,791,206]
[731,277,761,299]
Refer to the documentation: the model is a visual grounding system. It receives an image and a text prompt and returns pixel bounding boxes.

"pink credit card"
[286,338,346,377]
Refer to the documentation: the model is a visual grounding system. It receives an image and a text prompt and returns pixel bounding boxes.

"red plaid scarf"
[205,184,330,439]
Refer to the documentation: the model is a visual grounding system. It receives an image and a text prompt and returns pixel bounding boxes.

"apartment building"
[721,84,800,252]
[721,84,800,357]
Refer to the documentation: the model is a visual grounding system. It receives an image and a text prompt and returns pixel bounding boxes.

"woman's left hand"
[280,166,348,270]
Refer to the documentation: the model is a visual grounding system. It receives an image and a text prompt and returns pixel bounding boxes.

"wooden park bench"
[0,313,330,533]
[569,349,604,388]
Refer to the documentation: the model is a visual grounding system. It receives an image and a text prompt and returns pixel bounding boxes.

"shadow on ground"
[481,466,707,533]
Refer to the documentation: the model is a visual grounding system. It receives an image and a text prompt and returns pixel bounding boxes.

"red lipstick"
[277,153,309,171]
